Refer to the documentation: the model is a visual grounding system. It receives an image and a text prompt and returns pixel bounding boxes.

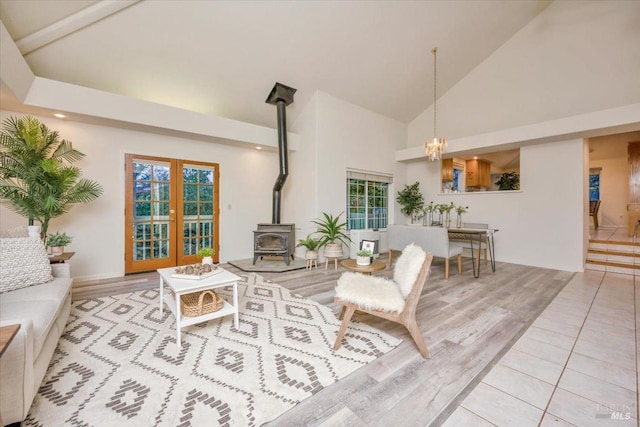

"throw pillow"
[0,237,52,293]
[393,243,426,299]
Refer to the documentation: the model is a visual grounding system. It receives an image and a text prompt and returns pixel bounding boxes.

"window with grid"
[346,170,392,230]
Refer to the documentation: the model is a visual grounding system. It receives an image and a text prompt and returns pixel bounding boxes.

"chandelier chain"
[433,46,437,138]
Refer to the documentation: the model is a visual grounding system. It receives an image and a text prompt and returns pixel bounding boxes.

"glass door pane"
[178,162,218,265]
[125,155,177,273]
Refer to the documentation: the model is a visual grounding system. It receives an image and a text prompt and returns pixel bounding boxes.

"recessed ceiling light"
[473,156,478,160]
[53,113,65,118]
[256,146,263,150]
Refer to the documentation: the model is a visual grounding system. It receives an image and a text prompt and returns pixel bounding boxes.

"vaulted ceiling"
[0,0,551,129]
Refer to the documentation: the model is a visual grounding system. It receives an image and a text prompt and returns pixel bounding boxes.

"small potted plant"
[297,234,321,264]
[396,182,424,224]
[356,249,373,266]
[312,212,351,259]
[197,247,215,265]
[47,232,72,255]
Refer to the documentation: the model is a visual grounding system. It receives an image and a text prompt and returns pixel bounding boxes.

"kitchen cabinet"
[441,159,453,182]
[466,159,491,189]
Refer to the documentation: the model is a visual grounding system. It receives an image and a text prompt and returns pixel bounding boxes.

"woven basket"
[180,290,224,317]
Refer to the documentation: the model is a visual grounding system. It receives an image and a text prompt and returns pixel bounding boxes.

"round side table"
[340,259,386,275]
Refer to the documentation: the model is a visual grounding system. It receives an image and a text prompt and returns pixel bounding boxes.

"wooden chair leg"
[483,248,487,266]
[445,258,450,279]
[405,318,430,358]
[333,305,356,351]
[457,254,462,275]
[388,249,393,269]
[338,305,347,320]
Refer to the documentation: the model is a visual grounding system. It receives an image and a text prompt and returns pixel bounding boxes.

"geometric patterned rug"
[25,273,400,426]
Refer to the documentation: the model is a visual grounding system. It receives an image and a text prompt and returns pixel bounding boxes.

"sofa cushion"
[0,299,59,358]
[0,277,72,305]
[0,237,52,293]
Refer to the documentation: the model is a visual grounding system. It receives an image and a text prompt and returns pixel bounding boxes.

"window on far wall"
[589,168,601,201]
[346,170,392,230]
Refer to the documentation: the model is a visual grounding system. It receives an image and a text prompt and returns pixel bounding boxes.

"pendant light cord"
[432,46,437,139]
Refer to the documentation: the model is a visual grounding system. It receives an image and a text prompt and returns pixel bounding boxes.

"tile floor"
[442,269,638,426]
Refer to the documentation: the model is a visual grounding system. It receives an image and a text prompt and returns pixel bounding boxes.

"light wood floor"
[72,254,574,426]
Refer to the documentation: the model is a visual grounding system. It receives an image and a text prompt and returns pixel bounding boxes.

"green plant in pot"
[197,247,215,265]
[297,234,321,261]
[312,212,351,259]
[495,172,520,190]
[396,182,424,224]
[0,116,103,241]
[356,248,373,266]
[47,231,72,255]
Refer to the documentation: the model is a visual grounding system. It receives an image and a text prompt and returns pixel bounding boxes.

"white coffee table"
[158,266,240,346]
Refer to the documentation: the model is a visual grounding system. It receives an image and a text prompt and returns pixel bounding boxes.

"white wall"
[287,91,408,259]
[408,0,640,147]
[406,139,586,271]
[286,92,319,258]
[0,110,279,280]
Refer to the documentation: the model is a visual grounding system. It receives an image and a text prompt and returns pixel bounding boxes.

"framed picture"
[360,239,378,255]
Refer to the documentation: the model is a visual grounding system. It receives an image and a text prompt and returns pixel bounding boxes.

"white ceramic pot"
[202,256,213,265]
[28,225,41,238]
[356,255,371,266]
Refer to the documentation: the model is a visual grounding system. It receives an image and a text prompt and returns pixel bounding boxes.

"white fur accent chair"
[333,244,434,358]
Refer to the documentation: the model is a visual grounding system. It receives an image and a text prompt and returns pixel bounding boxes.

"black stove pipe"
[266,82,296,225]
[272,100,288,224]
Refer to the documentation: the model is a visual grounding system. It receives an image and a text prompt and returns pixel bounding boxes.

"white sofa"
[0,263,72,424]
[387,224,463,279]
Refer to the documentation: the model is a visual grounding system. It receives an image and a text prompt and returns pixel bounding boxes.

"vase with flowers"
[442,202,455,228]
[423,202,435,226]
[455,205,468,228]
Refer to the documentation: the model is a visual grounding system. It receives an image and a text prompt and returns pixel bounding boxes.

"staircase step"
[590,239,640,247]
[586,259,640,270]
[588,249,640,258]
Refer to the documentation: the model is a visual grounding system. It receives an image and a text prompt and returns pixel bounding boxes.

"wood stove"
[252,83,297,266]
[253,223,295,265]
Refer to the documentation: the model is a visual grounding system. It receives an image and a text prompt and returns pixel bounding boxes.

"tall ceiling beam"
[15,0,141,55]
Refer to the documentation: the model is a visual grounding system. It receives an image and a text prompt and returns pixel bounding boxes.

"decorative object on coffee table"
[196,247,214,265]
[171,263,221,280]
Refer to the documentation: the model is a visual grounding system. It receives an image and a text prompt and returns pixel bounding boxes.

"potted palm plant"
[0,116,103,242]
[312,212,351,259]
